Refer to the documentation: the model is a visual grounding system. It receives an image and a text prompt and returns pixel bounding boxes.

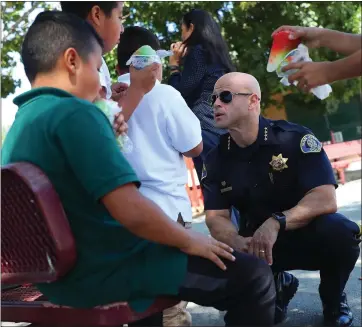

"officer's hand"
[248,218,280,265]
[180,230,235,271]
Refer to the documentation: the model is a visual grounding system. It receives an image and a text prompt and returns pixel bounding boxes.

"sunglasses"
[211,91,254,106]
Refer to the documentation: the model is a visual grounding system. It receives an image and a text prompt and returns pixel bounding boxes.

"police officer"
[202,72,361,327]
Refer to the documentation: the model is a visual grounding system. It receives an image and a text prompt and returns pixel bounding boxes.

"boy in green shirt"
[1,10,276,326]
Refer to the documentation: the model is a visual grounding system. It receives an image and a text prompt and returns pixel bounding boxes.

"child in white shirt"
[116,26,203,327]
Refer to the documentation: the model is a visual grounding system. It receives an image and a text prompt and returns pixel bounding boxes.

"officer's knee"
[315,213,360,249]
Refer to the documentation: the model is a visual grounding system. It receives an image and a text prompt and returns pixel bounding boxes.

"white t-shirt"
[119,73,202,222]
[99,57,112,100]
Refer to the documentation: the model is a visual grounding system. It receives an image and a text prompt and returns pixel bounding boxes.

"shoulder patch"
[300,134,322,154]
[201,164,207,180]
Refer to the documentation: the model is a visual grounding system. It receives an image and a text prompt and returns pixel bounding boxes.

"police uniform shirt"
[202,116,337,229]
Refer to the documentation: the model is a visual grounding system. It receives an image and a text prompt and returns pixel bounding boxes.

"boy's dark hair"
[60,2,119,19]
[22,10,103,83]
[117,26,161,71]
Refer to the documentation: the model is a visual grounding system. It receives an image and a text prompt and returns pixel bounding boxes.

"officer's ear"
[249,93,260,110]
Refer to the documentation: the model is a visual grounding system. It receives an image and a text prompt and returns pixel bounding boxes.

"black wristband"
[272,212,286,233]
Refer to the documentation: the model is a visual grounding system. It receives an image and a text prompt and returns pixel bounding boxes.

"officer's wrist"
[267,217,281,233]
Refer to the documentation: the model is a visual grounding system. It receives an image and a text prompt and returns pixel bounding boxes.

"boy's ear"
[89,5,102,27]
[63,48,80,75]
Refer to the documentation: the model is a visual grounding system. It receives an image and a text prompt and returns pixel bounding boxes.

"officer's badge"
[269,154,288,172]
[201,164,207,180]
[300,134,322,154]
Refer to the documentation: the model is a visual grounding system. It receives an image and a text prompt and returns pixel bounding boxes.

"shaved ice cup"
[126,45,173,70]
[95,99,133,153]
[267,30,301,72]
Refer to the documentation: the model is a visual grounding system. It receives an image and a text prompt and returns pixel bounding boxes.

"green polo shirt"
[1,87,187,311]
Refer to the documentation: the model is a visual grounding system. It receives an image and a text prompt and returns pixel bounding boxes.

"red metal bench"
[1,162,178,326]
[323,140,361,184]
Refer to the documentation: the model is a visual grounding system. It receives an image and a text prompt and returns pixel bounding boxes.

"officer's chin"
[214,120,228,129]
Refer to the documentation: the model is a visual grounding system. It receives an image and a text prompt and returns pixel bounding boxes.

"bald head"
[215,72,261,99]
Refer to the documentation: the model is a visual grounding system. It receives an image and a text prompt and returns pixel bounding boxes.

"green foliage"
[1,1,51,96]
[109,1,361,113]
[2,1,361,114]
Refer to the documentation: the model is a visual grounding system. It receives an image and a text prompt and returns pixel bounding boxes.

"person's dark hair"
[182,9,235,72]
[60,1,119,19]
[117,26,161,71]
[21,10,103,83]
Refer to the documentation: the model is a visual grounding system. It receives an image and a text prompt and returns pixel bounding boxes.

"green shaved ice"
[95,100,112,120]
[134,45,156,56]
[95,100,107,111]
[95,100,127,150]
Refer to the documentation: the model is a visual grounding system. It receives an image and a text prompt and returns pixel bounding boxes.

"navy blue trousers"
[242,213,360,308]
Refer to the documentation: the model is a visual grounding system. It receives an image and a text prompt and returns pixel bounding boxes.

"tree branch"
[2,5,40,43]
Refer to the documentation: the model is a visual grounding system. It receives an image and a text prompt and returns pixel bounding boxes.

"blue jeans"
[193,129,240,229]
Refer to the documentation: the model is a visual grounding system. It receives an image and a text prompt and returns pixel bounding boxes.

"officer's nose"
[213,96,223,109]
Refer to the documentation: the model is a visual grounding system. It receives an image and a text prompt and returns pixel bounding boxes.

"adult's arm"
[203,154,251,252]
[283,185,337,230]
[328,49,362,82]
[317,29,361,56]
[284,133,338,230]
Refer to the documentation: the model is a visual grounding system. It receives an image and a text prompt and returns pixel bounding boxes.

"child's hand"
[113,112,128,137]
[111,82,129,102]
